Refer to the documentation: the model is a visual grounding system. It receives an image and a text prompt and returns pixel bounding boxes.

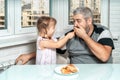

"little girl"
[36,16,74,64]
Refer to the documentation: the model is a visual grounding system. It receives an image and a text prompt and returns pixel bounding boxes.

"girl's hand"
[67,31,75,39]
[15,54,31,65]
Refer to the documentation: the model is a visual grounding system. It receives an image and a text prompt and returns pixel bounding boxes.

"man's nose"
[74,21,78,27]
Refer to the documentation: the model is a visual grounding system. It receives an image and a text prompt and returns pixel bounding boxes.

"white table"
[0,64,120,80]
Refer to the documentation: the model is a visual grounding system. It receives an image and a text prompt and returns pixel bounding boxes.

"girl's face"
[47,21,56,38]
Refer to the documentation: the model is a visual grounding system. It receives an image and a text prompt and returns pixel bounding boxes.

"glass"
[69,0,101,25]
[21,0,50,28]
[0,0,5,29]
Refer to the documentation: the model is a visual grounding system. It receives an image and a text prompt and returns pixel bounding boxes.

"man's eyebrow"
[77,19,81,20]
[73,19,81,22]
[73,19,81,20]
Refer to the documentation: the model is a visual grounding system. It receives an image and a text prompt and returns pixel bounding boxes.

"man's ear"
[87,17,92,25]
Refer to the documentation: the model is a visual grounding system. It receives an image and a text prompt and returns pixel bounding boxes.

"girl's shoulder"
[37,36,48,41]
[37,36,43,41]
[37,36,57,41]
[37,36,42,39]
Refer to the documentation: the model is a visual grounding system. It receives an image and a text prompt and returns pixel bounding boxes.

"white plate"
[54,65,79,76]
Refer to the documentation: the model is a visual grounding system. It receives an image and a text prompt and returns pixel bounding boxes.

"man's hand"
[74,26,88,39]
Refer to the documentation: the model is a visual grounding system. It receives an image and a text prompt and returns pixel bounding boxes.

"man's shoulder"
[94,24,109,30]
[94,24,109,34]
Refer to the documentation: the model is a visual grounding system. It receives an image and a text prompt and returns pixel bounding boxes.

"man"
[16,7,114,64]
[64,7,114,63]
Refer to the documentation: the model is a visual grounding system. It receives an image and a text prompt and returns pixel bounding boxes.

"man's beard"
[86,25,90,34]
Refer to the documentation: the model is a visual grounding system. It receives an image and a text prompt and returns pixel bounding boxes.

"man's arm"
[83,35,112,62]
[74,26,114,62]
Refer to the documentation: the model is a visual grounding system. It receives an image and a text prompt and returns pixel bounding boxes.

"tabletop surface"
[0,64,120,80]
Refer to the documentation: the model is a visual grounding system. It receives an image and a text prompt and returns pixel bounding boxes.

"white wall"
[0,42,36,64]
[101,0,109,27]
[51,0,70,37]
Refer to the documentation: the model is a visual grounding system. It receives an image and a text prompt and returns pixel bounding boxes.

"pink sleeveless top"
[36,36,57,65]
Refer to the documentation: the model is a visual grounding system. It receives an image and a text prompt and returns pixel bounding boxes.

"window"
[15,0,50,34]
[69,0,101,25]
[0,0,50,35]
[21,0,50,28]
[0,0,50,48]
[0,0,14,37]
[0,0,5,29]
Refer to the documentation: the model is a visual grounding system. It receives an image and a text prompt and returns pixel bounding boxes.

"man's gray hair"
[73,7,93,20]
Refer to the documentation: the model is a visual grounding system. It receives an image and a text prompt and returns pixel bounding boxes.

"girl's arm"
[15,52,36,65]
[40,32,74,49]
